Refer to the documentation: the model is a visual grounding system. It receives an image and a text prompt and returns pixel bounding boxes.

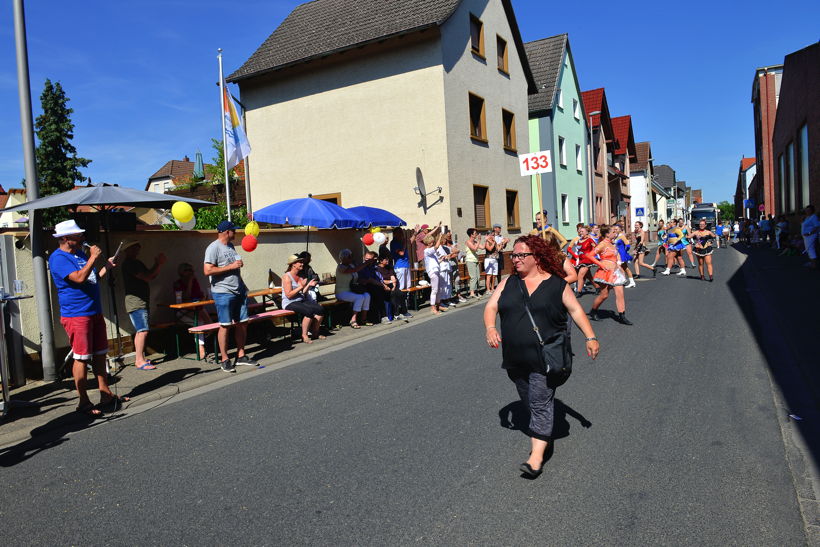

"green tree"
[162,203,248,230]
[718,200,735,222]
[29,79,91,226]
[205,138,240,185]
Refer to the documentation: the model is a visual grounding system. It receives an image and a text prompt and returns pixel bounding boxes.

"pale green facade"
[529,47,589,239]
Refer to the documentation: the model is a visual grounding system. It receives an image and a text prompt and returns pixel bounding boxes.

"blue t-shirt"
[716,225,724,236]
[390,239,410,269]
[759,219,771,231]
[48,248,102,317]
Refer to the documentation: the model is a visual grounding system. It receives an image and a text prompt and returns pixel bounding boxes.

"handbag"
[516,276,572,387]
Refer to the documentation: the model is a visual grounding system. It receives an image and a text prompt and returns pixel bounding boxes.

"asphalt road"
[0,248,807,545]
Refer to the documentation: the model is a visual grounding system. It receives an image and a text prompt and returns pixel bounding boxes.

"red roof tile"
[740,157,756,171]
[632,141,652,172]
[0,193,9,210]
[581,88,604,127]
[611,115,636,158]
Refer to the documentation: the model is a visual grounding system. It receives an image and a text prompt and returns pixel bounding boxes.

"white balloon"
[373,232,387,245]
[176,218,196,231]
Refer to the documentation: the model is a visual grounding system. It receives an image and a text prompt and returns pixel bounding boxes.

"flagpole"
[217,48,232,221]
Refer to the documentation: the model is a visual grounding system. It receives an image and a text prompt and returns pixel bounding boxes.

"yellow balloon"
[370,227,381,233]
[245,221,260,238]
[171,201,194,224]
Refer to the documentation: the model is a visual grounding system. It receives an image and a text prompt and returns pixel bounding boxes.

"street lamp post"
[586,110,601,224]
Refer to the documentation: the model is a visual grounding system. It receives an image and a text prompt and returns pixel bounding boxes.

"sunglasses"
[511,252,534,260]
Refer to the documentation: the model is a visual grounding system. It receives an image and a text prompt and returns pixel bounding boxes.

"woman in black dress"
[484,235,600,478]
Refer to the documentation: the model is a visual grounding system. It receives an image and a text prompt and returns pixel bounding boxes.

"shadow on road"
[498,398,592,441]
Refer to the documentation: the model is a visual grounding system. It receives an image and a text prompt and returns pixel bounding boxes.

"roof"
[146,159,215,190]
[524,34,566,115]
[0,193,8,210]
[632,141,652,172]
[581,88,614,141]
[229,0,537,92]
[740,157,756,171]
[8,188,26,195]
[611,115,637,159]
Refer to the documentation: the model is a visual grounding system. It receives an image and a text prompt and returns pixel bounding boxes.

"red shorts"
[60,313,108,360]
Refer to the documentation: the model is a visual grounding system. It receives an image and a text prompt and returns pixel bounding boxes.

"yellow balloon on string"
[171,201,194,224]
[245,221,260,237]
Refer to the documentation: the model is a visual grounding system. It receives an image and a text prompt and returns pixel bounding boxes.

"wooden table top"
[163,287,282,310]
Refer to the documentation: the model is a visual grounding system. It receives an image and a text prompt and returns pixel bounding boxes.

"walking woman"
[660,222,687,276]
[568,225,597,296]
[465,228,482,298]
[649,220,667,269]
[691,220,716,281]
[631,221,651,277]
[587,225,633,325]
[678,219,697,268]
[282,255,325,343]
[614,225,636,288]
[483,235,599,478]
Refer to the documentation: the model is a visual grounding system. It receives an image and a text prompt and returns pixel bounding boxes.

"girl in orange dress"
[586,225,632,325]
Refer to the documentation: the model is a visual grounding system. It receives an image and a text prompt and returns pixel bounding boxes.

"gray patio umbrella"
[0,185,217,364]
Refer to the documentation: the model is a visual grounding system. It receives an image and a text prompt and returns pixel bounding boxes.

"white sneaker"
[677,269,687,276]
[661,269,671,275]
[625,279,636,288]
[381,317,392,324]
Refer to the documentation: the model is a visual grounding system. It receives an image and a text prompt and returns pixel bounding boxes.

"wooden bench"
[186,309,297,357]
[402,286,430,310]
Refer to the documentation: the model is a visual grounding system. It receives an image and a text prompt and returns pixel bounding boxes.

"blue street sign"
[743,199,754,208]
[635,207,645,216]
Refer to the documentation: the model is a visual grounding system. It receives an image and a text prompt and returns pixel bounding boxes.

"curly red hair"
[514,235,566,278]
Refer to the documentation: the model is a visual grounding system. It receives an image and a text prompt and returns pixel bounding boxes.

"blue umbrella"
[345,206,406,228]
[254,197,364,229]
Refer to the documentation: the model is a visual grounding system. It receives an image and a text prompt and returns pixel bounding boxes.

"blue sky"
[1,0,817,202]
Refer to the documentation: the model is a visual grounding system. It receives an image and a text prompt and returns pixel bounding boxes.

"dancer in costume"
[678,219,697,268]
[691,219,716,281]
[586,225,632,325]
[614,225,636,288]
[568,225,598,297]
[649,220,667,269]
[631,221,651,278]
[661,222,687,276]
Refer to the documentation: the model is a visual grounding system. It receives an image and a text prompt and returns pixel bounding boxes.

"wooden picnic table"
[162,287,283,311]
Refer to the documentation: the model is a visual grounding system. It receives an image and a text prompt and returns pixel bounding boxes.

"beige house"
[229,0,537,243]
[0,188,29,228]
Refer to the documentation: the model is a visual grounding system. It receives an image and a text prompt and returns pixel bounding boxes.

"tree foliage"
[29,79,91,226]
[205,138,240,186]
[162,203,248,230]
[717,201,735,222]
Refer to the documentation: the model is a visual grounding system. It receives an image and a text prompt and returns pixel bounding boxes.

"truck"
[689,202,720,231]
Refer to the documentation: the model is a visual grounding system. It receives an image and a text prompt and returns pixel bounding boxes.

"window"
[469,93,487,142]
[505,190,519,229]
[558,136,566,166]
[163,181,171,192]
[473,185,490,229]
[557,89,563,109]
[153,183,160,193]
[787,142,795,212]
[502,109,516,151]
[496,36,508,73]
[575,144,582,172]
[313,192,342,205]
[799,124,809,208]
[577,197,584,224]
[573,99,580,120]
[469,15,484,58]
[778,154,785,211]
[561,194,569,223]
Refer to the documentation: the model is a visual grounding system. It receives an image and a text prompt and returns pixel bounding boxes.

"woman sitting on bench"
[282,255,325,344]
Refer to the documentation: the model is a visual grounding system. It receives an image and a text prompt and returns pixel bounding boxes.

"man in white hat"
[48,219,127,416]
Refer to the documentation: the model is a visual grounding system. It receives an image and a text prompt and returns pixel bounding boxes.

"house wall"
[239,33,450,231]
[440,0,531,242]
[591,127,609,224]
[752,68,782,215]
[0,191,28,228]
[550,49,589,237]
[629,171,649,227]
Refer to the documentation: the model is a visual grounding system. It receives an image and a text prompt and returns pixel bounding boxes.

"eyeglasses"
[511,252,534,260]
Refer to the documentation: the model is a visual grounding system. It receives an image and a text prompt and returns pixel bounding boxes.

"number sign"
[519,151,553,176]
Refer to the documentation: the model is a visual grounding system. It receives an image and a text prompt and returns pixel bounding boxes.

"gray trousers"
[507,369,555,441]
[466,261,480,292]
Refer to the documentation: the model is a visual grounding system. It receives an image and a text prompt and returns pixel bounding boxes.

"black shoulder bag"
[516,276,572,387]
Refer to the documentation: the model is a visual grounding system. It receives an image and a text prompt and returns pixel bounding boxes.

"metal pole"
[218,49,232,221]
[14,0,56,382]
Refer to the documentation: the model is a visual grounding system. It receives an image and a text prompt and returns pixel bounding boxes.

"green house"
[524,34,590,239]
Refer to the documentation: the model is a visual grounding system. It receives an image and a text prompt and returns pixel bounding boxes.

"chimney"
[183,155,190,162]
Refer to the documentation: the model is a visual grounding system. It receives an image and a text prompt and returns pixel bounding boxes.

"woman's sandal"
[349,322,361,329]
[76,403,103,418]
[302,335,313,344]
[97,394,131,412]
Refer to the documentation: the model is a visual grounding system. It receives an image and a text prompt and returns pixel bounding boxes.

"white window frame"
[561,193,569,223]
[573,99,579,120]
[557,89,563,109]
[575,144,582,172]
[558,136,566,166]
[577,197,584,223]
[153,183,160,193]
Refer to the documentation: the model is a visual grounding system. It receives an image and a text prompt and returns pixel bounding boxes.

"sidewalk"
[0,297,486,450]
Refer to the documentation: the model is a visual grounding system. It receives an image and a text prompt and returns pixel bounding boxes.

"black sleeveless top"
[498,275,568,372]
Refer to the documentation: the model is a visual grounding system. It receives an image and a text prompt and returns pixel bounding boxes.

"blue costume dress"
[615,238,631,263]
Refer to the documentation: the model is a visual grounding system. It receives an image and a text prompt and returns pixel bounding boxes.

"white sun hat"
[52,219,86,238]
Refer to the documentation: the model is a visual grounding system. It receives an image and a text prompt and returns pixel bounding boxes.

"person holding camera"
[335,249,372,328]
[282,255,325,343]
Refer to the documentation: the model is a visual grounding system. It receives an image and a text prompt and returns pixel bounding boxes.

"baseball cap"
[216,220,238,233]
[492,223,502,229]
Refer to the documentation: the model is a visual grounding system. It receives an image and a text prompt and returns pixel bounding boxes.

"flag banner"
[223,82,251,170]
